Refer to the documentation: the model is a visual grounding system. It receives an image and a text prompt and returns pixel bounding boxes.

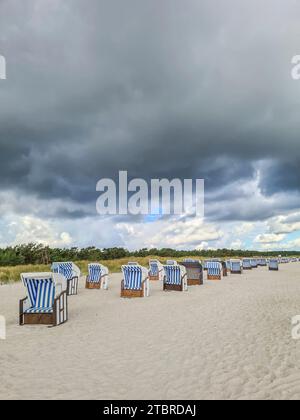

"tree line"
[0,243,297,267]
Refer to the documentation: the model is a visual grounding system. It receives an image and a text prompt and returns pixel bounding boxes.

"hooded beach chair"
[19,272,68,326]
[242,258,252,270]
[51,262,80,296]
[121,264,149,298]
[86,263,109,290]
[230,259,242,274]
[148,259,164,281]
[258,258,267,266]
[163,264,188,291]
[206,261,222,280]
[269,259,279,271]
[181,259,203,285]
[251,259,258,268]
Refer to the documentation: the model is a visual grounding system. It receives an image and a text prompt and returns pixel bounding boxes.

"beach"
[1,264,300,400]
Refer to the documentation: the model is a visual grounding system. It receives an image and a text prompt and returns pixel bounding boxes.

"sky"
[1,0,300,251]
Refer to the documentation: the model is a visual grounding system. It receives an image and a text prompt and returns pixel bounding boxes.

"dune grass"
[0,255,206,284]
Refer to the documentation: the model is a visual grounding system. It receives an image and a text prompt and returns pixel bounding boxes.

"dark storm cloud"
[1,0,300,222]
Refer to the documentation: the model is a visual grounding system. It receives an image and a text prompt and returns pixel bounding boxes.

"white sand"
[1,264,300,400]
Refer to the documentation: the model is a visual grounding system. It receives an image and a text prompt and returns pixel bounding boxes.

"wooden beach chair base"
[207,275,221,281]
[22,313,54,325]
[163,283,183,291]
[243,267,252,270]
[120,288,144,298]
[149,274,160,281]
[231,271,242,274]
[85,279,101,289]
[120,280,145,298]
[187,278,201,286]
[269,267,279,271]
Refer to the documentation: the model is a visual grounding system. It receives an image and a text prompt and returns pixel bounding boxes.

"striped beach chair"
[121,264,149,298]
[206,261,222,280]
[242,258,252,270]
[149,259,164,281]
[86,263,109,290]
[181,259,203,286]
[230,259,242,274]
[251,259,258,268]
[19,272,68,326]
[269,259,279,271]
[258,258,267,267]
[163,264,187,291]
[51,262,80,296]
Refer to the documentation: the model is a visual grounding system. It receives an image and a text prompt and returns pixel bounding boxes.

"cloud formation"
[1,0,300,249]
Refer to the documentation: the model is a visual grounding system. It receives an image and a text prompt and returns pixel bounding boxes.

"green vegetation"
[0,243,298,284]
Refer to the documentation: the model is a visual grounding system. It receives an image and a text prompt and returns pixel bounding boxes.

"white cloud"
[255,233,286,244]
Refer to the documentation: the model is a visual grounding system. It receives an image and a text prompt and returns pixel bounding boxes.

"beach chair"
[258,258,267,266]
[230,259,242,274]
[269,259,279,271]
[206,261,222,280]
[86,263,109,290]
[148,259,164,281]
[19,272,68,326]
[121,264,149,298]
[251,259,258,268]
[242,258,252,270]
[51,262,80,296]
[163,264,188,291]
[181,259,203,285]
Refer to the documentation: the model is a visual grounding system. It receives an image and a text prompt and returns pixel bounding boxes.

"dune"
[1,264,300,400]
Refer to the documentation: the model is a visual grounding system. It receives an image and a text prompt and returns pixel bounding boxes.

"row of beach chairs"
[19,256,290,327]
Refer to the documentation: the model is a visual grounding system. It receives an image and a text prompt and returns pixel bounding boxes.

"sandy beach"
[1,264,300,400]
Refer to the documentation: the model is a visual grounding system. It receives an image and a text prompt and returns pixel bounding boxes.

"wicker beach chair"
[206,261,222,280]
[269,259,279,271]
[242,258,252,270]
[19,272,68,326]
[163,264,188,291]
[121,264,150,298]
[230,259,242,274]
[251,259,258,268]
[148,259,164,281]
[86,263,109,290]
[181,259,203,285]
[51,262,80,296]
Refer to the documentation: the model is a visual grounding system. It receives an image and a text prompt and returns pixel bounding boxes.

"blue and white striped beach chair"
[163,264,187,291]
[258,258,267,267]
[269,259,279,271]
[230,259,242,274]
[251,259,258,268]
[149,259,164,281]
[121,264,149,298]
[20,272,68,326]
[206,261,222,280]
[51,262,80,296]
[242,259,252,270]
[86,263,109,290]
